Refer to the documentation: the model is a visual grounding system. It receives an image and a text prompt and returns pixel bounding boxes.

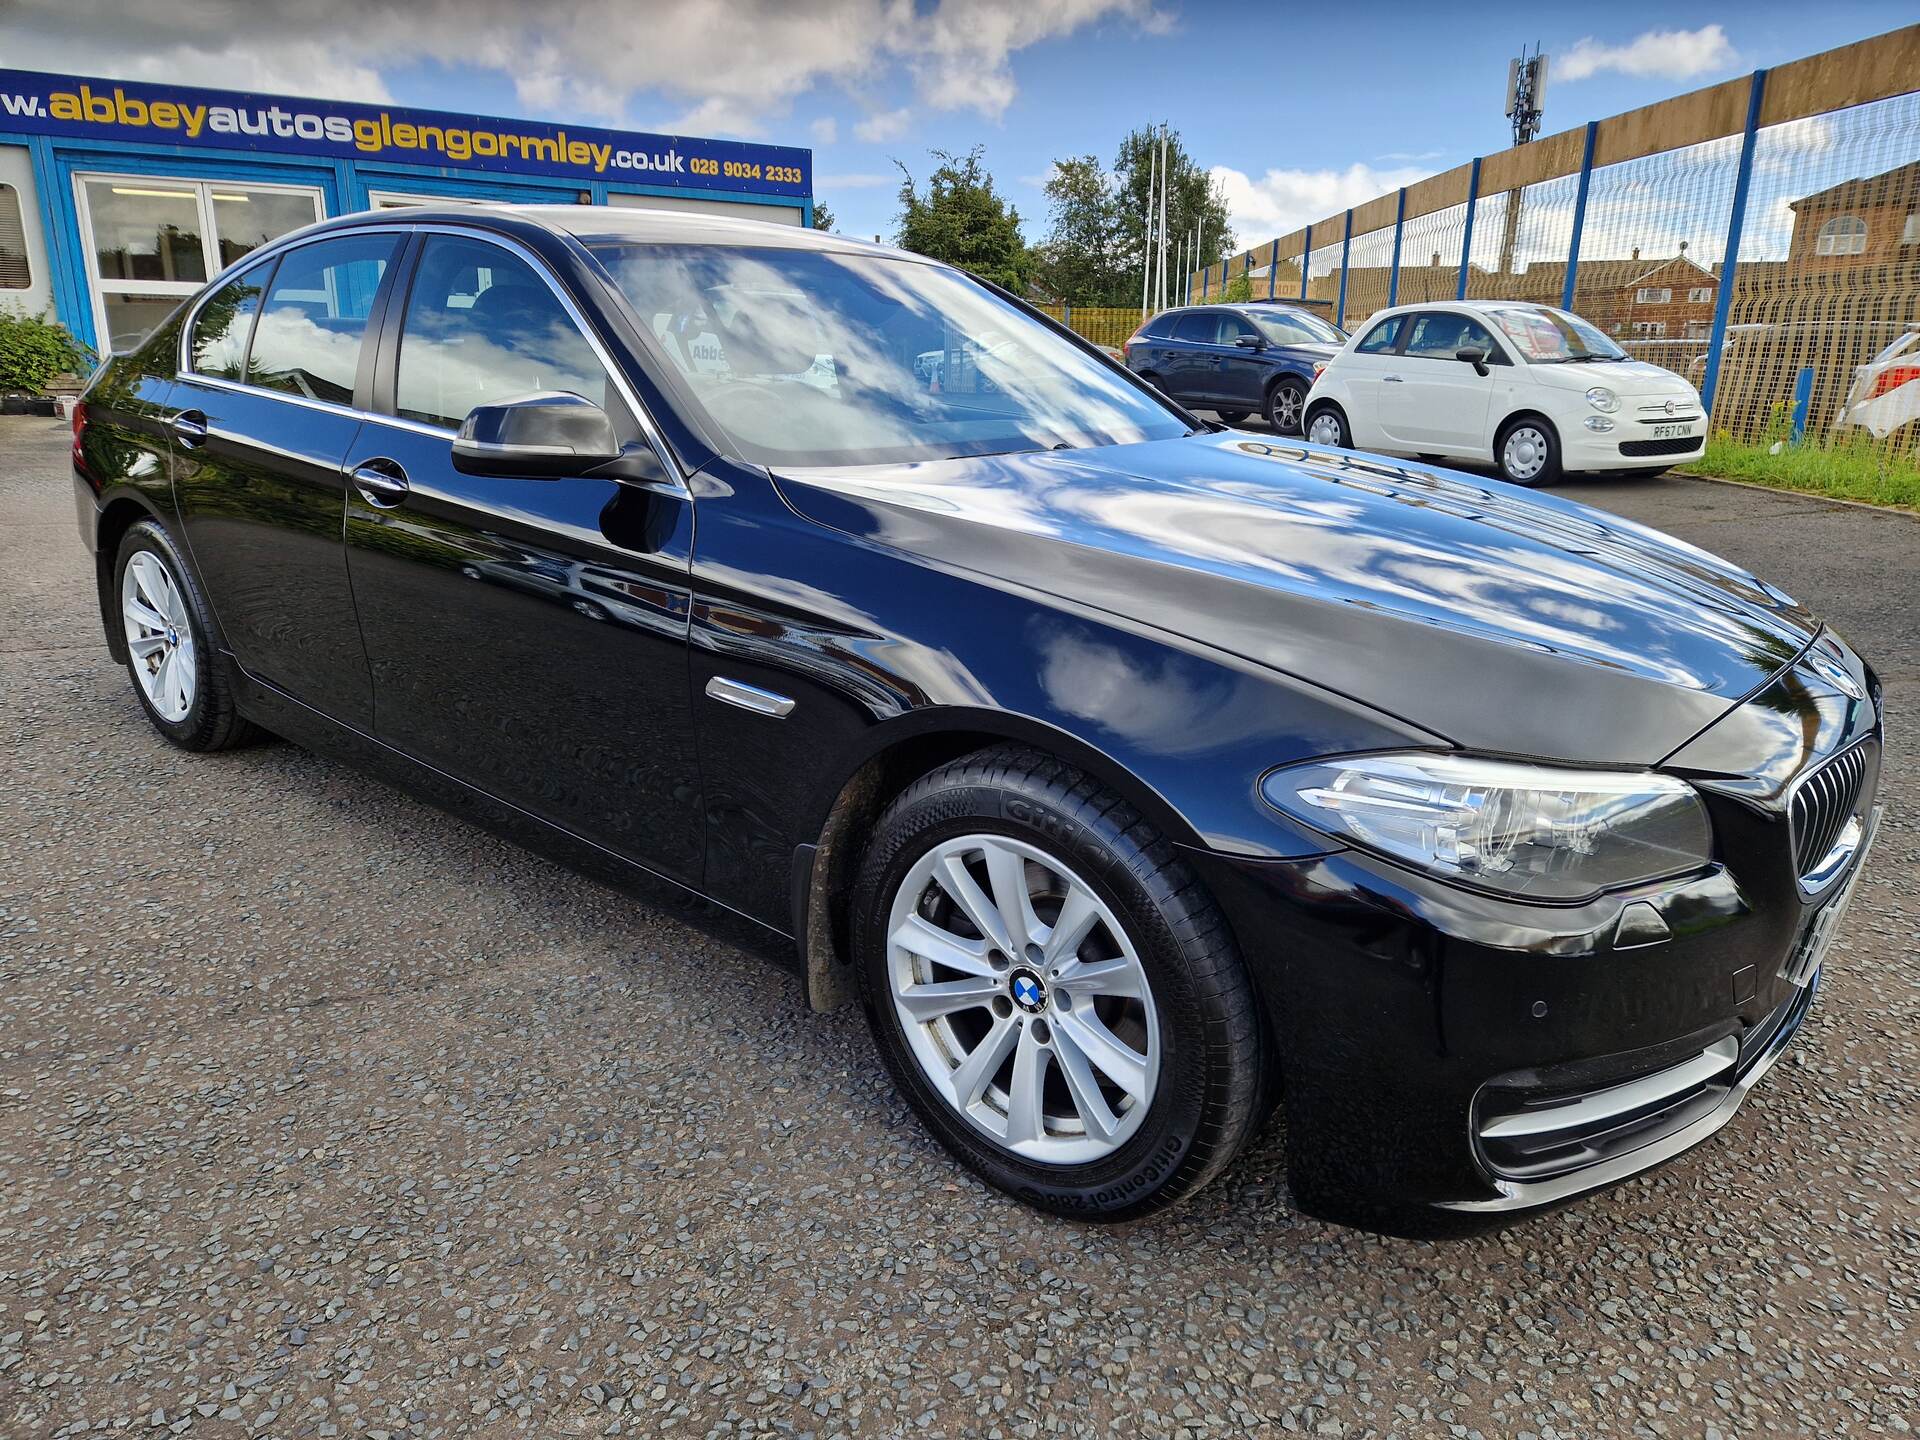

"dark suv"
[1125,302,1345,432]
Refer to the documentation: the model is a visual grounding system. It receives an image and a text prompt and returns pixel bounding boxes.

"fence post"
[1387,188,1406,308]
[1267,243,1277,299]
[1702,69,1768,416]
[1560,121,1599,311]
[1457,157,1481,300]
[1063,304,1072,330]
[1790,365,1814,442]
[1335,210,1353,329]
[1300,225,1312,301]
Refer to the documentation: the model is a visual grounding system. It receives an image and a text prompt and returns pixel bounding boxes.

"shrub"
[0,306,93,396]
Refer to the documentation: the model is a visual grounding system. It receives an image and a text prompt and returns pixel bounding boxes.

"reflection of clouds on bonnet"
[1031,619,1279,757]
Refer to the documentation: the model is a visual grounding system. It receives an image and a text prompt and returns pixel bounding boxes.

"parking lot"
[2,412,1914,1437]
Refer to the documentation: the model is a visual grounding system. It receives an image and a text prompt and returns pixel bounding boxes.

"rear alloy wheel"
[1216,409,1251,425]
[1497,418,1561,486]
[1265,378,1308,435]
[1305,406,1349,448]
[854,746,1266,1220]
[114,519,259,751]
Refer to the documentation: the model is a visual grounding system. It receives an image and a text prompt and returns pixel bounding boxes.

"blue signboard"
[0,68,811,199]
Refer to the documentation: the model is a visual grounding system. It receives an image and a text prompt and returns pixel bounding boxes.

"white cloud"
[1210,162,1431,243]
[854,108,914,143]
[809,116,839,146]
[3,0,1160,134]
[816,173,896,189]
[1557,25,1736,82]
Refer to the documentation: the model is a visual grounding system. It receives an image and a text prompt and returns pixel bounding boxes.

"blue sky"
[11,0,1916,249]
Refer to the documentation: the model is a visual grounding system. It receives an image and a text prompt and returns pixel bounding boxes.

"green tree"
[1113,126,1233,300]
[811,202,836,233]
[893,147,1032,294]
[1033,155,1124,305]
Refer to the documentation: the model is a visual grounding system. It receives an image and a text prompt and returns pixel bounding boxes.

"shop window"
[246,234,396,405]
[0,183,29,289]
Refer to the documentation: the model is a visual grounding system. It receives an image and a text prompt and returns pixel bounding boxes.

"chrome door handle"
[349,461,410,507]
[170,411,209,446]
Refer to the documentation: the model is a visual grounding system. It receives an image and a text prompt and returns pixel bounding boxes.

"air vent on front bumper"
[1476,1036,1739,1180]
[1618,436,1706,457]
[1790,741,1870,887]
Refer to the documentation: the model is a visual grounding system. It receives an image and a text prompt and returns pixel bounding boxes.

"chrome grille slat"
[1789,742,1868,886]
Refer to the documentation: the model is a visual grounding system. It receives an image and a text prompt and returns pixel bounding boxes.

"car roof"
[329,201,912,258]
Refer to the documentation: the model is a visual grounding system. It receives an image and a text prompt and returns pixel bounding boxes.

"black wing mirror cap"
[1455,346,1491,376]
[453,392,622,477]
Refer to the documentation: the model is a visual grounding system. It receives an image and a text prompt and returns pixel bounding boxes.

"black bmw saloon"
[72,204,1883,1228]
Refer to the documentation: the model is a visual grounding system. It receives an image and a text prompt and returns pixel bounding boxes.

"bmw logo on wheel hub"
[1008,967,1048,1015]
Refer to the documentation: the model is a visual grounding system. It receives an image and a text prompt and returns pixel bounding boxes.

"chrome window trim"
[173,219,687,491]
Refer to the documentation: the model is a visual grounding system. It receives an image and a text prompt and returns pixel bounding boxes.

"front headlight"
[1260,752,1712,901]
[1585,386,1619,413]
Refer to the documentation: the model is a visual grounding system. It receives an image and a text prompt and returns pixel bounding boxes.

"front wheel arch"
[1493,411,1563,485]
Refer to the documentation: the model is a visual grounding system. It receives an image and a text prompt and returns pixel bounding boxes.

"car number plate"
[1651,423,1694,439]
[1782,805,1882,987]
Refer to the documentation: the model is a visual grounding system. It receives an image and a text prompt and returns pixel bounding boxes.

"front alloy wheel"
[884,833,1160,1164]
[854,745,1267,1220]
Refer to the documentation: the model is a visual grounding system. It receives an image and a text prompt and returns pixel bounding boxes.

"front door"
[1378,311,1500,453]
[341,231,704,882]
[168,233,402,730]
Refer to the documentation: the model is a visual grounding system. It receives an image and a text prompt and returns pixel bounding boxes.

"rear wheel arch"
[799,712,1208,1013]
[94,494,168,663]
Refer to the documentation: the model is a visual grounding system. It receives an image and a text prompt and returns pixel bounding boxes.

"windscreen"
[1485,305,1628,363]
[1248,309,1343,346]
[591,243,1189,467]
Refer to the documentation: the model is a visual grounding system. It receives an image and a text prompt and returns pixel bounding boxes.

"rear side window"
[1173,311,1218,343]
[189,264,269,379]
[1356,316,1403,354]
[247,234,397,405]
[1142,313,1178,338]
[394,235,608,431]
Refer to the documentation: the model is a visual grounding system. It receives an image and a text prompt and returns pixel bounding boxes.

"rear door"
[340,229,703,881]
[167,232,401,729]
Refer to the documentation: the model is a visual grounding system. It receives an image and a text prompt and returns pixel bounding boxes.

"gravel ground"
[2,413,1914,1439]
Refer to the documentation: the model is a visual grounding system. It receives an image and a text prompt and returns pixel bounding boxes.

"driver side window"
[394,236,609,431]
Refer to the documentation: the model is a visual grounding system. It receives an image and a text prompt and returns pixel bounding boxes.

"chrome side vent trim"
[705,675,795,718]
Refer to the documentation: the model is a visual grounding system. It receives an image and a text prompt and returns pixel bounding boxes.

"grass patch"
[1681,431,1920,510]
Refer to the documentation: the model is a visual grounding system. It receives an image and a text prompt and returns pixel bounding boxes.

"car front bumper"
[1560,419,1706,471]
[1184,778,1881,1227]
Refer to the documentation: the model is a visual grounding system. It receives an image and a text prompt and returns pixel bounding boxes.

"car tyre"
[1305,404,1350,448]
[114,518,259,752]
[852,745,1266,1221]
[1496,415,1562,487]
[1265,377,1308,436]
[1216,409,1251,425]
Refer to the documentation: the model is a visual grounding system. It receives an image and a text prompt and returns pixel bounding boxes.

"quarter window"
[189,264,268,379]
[246,234,397,405]
[394,235,609,431]
[1356,316,1403,354]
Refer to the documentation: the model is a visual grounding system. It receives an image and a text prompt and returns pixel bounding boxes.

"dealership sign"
[0,69,811,198]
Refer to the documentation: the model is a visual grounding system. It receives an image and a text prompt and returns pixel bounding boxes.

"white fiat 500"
[1303,301,1706,486]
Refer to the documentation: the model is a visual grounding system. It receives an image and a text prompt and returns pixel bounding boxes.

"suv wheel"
[114,519,258,751]
[853,746,1265,1220]
[1216,409,1250,425]
[1265,378,1308,435]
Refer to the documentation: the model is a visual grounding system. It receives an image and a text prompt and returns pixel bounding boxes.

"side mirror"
[453,392,622,477]
[1455,346,1491,377]
[1234,334,1264,350]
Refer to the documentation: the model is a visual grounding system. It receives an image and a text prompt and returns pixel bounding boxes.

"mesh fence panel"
[1032,305,1144,348]
[1395,201,1469,305]
[1718,91,1920,457]
[1341,222,1396,330]
[1462,174,1582,306]
[1305,231,1345,325]
[1570,137,1741,380]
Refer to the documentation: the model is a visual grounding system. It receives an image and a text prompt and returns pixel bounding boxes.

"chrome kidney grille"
[1789,741,1871,887]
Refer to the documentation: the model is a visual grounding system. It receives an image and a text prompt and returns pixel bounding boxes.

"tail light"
[71,400,91,480]
[1312,361,1327,380]
[1866,365,1920,400]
